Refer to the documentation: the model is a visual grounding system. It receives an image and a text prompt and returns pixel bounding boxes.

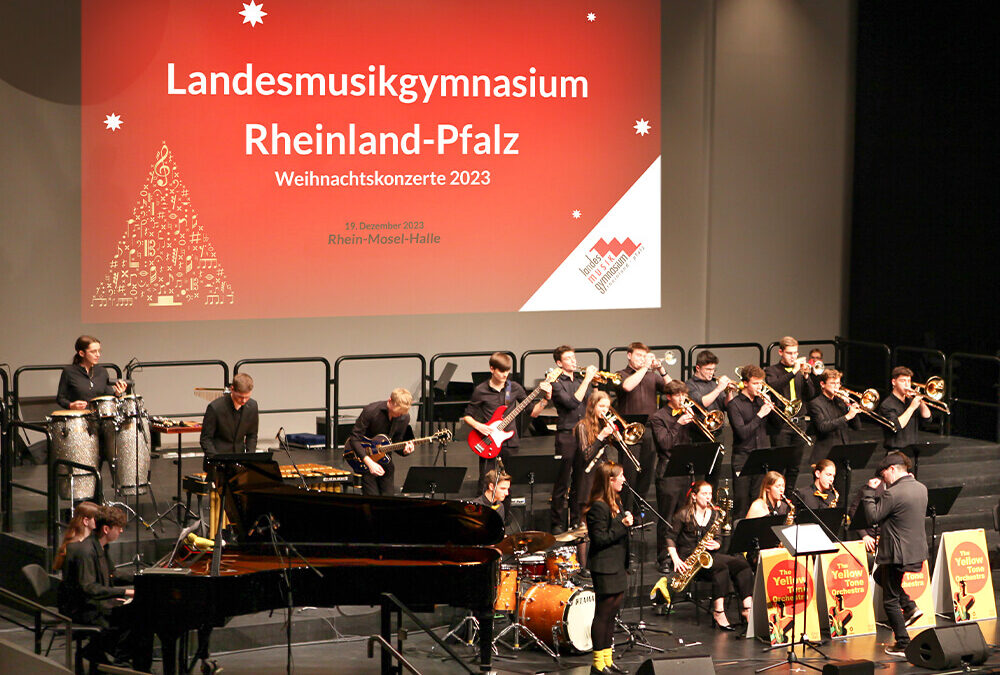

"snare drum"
[545,546,581,582]
[90,395,120,420]
[517,554,547,581]
[518,583,595,652]
[47,410,100,500]
[494,564,518,611]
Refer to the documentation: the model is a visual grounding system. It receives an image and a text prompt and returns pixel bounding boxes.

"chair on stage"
[20,564,102,674]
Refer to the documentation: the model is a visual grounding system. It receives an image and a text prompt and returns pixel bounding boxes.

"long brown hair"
[757,470,786,503]
[53,501,101,571]
[585,461,623,516]
[575,391,611,447]
[676,480,714,525]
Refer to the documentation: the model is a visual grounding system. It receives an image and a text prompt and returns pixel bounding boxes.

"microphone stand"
[276,428,309,491]
[617,481,672,654]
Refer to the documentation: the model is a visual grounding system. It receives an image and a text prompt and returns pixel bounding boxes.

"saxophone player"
[795,459,840,511]
[666,481,753,630]
[746,471,792,520]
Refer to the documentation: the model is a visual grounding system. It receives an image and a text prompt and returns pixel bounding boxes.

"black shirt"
[685,374,727,414]
[648,406,693,459]
[878,393,921,449]
[57,533,131,625]
[199,395,259,458]
[56,364,116,409]
[472,493,506,526]
[666,508,721,559]
[614,366,668,416]
[464,379,528,449]
[551,372,593,431]
[348,399,411,459]
[795,484,841,511]
[808,393,862,448]
[726,393,770,459]
[764,363,817,404]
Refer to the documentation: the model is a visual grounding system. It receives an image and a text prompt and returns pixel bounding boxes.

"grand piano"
[130,454,503,674]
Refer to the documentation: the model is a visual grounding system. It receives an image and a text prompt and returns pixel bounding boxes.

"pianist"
[473,468,511,529]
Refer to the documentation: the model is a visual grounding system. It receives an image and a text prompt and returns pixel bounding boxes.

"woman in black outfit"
[667,481,753,630]
[56,335,126,410]
[585,461,632,675]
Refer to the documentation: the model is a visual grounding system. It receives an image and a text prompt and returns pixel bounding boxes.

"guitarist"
[347,388,415,496]
[462,352,550,498]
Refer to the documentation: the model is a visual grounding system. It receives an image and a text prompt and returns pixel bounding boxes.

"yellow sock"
[604,648,616,666]
[593,647,607,670]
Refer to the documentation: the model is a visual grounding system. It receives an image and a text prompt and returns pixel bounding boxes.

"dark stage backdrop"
[849,0,1000,357]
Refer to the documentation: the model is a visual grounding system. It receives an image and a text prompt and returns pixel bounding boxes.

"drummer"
[56,335,127,410]
[473,469,511,531]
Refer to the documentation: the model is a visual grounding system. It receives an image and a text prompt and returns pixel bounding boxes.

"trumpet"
[836,387,896,431]
[574,368,622,385]
[908,376,950,414]
[680,395,726,442]
[602,407,643,471]
[808,359,825,376]
[758,387,814,446]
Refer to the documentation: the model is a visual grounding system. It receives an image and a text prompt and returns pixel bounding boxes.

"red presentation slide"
[81,0,660,322]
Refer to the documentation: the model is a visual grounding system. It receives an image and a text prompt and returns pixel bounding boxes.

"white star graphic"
[239,1,267,27]
[587,12,596,22]
[572,210,582,219]
[104,113,123,131]
[633,118,651,136]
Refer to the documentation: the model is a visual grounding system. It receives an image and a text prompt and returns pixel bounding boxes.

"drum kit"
[46,394,152,500]
[486,526,595,658]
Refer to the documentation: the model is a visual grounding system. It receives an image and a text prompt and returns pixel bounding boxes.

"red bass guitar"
[467,368,560,459]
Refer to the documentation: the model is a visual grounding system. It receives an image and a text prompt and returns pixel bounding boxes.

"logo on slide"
[577,236,645,295]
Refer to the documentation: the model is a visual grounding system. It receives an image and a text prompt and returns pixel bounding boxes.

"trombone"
[574,368,622,385]
[680,395,726,442]
[601,407,643,471]
[835,387,896,431]
[908,376,951,414]
[758,387,814,446]
[733,367,803,417]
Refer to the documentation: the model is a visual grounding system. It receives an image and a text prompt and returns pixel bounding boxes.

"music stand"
[757,523,837,673]
[925,484,963,573]
[901,441,949,479]
[504,455,561,530]
[793,506,846,534]
[400,466,466,499]
[664,442,722,487]
[729,515,784,565]
[825,441,877,503]
[740,446,799,480]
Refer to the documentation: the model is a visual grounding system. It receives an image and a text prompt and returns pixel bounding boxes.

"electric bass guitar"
[343,429,452,474]
[467,368,560,459]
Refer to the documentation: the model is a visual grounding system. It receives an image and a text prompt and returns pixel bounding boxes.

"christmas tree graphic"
[90,142,234,309]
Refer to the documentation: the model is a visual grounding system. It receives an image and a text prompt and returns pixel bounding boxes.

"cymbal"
[554,524,588,543]
[496,531,556,555]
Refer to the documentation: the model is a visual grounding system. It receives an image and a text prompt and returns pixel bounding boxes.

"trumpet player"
[795,459,840,511]
[726,365,773,519]
[549,346,597,533]
[764,336,816,492]
[649,380,697,573]
[807,368,862,469]
[667,481,753,630]
[615,341,671,513]
[686,350,735,416]
[878,367,932,452]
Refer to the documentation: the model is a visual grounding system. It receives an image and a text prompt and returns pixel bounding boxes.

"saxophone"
[784,497,796,525]
[668,506,723,594]
[717,479,734,535]
[828,486,839,508]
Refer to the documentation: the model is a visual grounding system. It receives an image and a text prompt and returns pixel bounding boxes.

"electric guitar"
[467,368,560,459]
[343,428,452,474]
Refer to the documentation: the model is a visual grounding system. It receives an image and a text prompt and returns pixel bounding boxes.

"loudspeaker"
[636,656,715,675]
[905,625,989,669]
[821,660,874,675]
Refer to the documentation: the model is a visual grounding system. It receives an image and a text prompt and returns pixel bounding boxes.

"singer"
[585,462,631,675]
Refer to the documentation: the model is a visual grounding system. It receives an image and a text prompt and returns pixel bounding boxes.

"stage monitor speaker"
[636,656,715,675]
[905,624,989,669]
[822,660,874,675]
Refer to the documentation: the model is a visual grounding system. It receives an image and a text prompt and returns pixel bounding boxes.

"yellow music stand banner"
[873,559,935,632]
[748,547,821,645]
[817,541,875,638]
[932,528,997,623]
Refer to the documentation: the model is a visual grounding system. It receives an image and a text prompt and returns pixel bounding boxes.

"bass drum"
[47,410,100,500]
[518,583,595,653]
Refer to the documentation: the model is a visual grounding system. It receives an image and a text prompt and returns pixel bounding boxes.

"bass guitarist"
[347,388,416,496]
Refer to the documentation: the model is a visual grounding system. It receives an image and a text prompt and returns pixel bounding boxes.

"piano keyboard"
[183,463,359,495]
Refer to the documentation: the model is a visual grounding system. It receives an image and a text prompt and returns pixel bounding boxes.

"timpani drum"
[47,410,100,500]
[517,583,595,652]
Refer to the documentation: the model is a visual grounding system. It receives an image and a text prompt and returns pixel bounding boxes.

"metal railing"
[519,347,604,375]
[765,339,838,367]
[947,353,1000,443]
[2,368,10,530]
[683,342,763,380]
[13,363,123,423]
[333,354,427,447]
[0,586,75,668]
[234,357,332,450]
[834,337,891,394]
[125,359,230,418]
[426,351,517,430]
[606,344,686,380]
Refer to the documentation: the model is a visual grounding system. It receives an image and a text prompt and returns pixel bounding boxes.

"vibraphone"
[183,463,361,517]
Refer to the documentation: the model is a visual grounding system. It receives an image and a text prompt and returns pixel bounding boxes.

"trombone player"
[764,336,816,493]
[807,369,863,475]
[726,365,774,520]
[878,367,932,453]
[686,350,735,459]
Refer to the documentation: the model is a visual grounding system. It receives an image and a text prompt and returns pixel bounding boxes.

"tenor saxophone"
[668,506,723,595]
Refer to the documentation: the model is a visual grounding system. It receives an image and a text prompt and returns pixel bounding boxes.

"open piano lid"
[208,453,504,547]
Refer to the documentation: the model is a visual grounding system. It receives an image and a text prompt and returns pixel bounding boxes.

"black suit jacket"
[586,499,630,575]
[200,396,259,458]
[648,406,693,459]
[862,474,928,567]
[808,393,862,457]
[57,534,130,626]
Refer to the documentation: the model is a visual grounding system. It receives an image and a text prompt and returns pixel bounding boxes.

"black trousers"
[361,460,395,496]
[731,455,765,523]
[874,564,918,643]
[768,428,807,492]
[591,591,625,651]
[550,431,581,529]
[621,432,656,514]
[695,553,754,601]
